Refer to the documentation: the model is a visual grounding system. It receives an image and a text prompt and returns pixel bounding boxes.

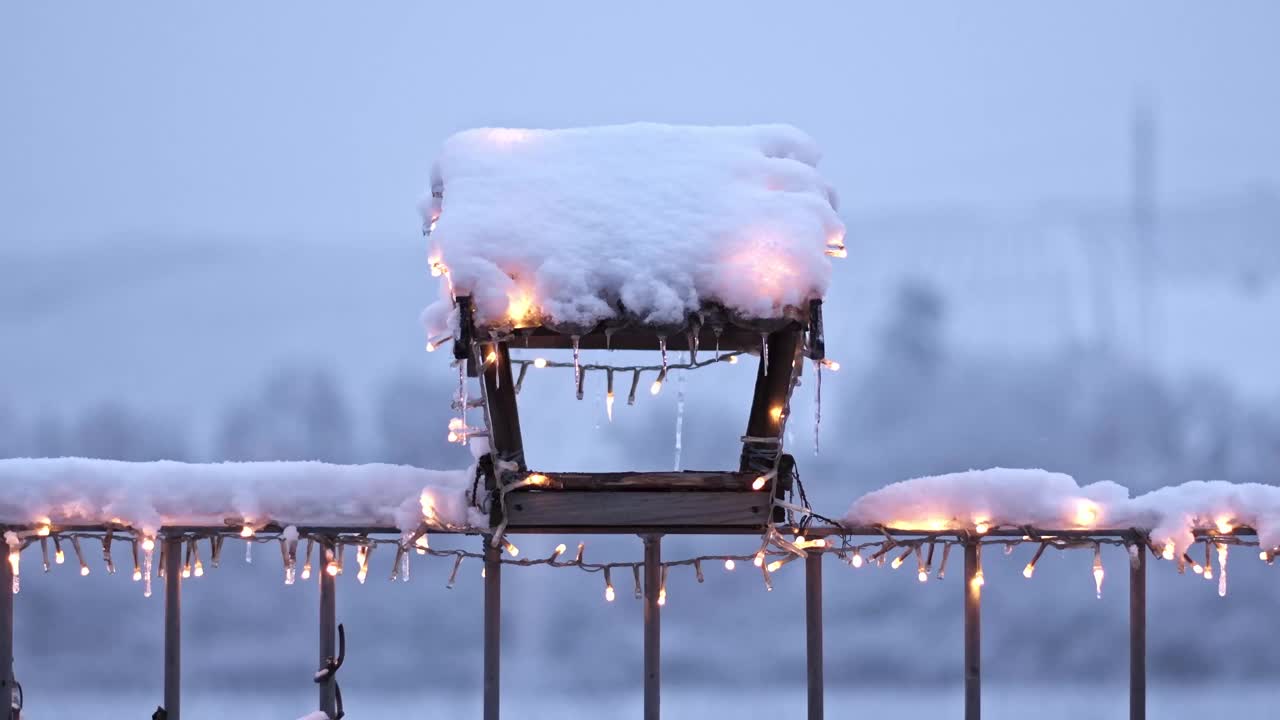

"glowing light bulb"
[606,391,615,422]
[850,554,864,568]
[724,559,736,571]
[768,406,783,422]
[1074,501,1098,527]
[918,570,928,583]
[485,350,497,365]
[526,473,550,487]
[55,549,65,565]
[751,476,767,491]
[326,561,340,577]
[357,566,368,584]
[650,379,663,395]
[767,560,783,572]
[825,248,848,258]
[142,538,155,552]
[657,588,666,606]
[1215,518,1234,535]
[1092,546,1105,599]
[447,431,459,443]
[181,566,191,579]
[1161,541,1175,561]
[240,526,255,539]
[1023,564,1035,579]
[891,556,904,570]
[1260,550,1271,562]
[448,417,465,430]
[533,358,548,368]
[301,564,312,580]
[727,355,738,364]
[133,569,143,581]
[194,559,204,577]
[753,551,765,568]
[970,570,984,589]
[974,521,990,535]
[503,540,520,558]
[37,525,51,537]
[605,585,616,602]
[820,359,840,371]
[80,565,90,577]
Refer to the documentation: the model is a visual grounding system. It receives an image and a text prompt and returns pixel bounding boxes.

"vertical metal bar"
[318,537,337,717]
[483,539,501,720]
[1,544,14,720]
[643,534,662,720]
[805,552,824,720]
[163,537,182,720]
[964,542,981,720]
[1130,544,1147,720]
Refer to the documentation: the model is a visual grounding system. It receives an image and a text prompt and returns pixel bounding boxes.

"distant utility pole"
[1131,97,1158,364]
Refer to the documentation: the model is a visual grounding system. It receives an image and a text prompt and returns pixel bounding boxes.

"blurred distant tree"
[373,371,467,468]
[855,279,947,432]
[215,366,354,462]
[70,402,191,460]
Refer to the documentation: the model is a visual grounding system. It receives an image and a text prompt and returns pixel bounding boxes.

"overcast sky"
[3,2,1279,249]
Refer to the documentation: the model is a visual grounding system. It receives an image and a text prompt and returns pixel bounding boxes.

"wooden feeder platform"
[454,296,826,532]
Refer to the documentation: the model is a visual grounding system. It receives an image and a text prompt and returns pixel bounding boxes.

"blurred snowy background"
[2,2,1279,718]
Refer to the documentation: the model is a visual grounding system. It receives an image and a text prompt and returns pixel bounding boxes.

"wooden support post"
[163,537,182,720]
[805,553,824,720]
[643,535,662,720]
[963,542,980,720]
[318,538,337,718]
[1,543,14,720]
[1130,545,1147,720]
[483,539,501,720]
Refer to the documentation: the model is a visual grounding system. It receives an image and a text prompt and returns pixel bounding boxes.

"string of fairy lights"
[6,522,1275,602]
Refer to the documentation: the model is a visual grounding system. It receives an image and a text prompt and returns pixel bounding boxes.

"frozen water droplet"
[713,327,723,360]
[658,336,668,372]
[761,333,769,375]
[674,352,687,470]
[572,335,582,381]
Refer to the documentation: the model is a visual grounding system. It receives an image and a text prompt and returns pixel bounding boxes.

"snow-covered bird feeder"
[421,123,844,532]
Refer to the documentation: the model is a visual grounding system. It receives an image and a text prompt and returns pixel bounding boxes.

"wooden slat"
[509,323,796,353]
[528,471,757,492]
[503,491,770,528]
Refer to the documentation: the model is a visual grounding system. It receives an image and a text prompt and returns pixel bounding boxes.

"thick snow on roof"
[420,123,844,336]
[845,468,1280,554]
[0,458,479,534]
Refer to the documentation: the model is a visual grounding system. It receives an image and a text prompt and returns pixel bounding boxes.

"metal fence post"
[319,537,337,717]
[484,538,501,720]
[964,541,981,720]
[163,537,182,720]
[1130,543,1147,720]
[805,552,824,720]
[643,534,662,720]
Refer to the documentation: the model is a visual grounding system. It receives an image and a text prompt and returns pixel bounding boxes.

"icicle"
[760,333,769,375]
[674,352,686,471]
[632,564,643,599]
[245,538,253,564]
[713,326,722,360]
[813,358,822,456]
[401,545,411,583]
[605,327,614,351]
[689,331,700,364]
[571,335,582,381]
[658,336,668,372]
[628,369,641,406]
[489,331,501,390]
[143,544,154,598]
[606,369,615,422]
[1217,543,1228,597]
[40,537,50,573]
[446,554,464,589]
[457,362,468,437]
[1092,544,1105,599]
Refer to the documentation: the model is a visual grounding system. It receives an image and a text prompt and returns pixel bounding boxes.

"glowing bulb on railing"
[606,392,615,422]
[1215,518,1234,535]
[727,355,739,364]
[55,550,65,565]
[974,521,990,535]
[37,524,51,537]
[326,561,340,577]
[133,568,143,581]
[753,551,765,568]
[447,431,460,443]
[657,587,666,606]
[605,584,615,602]
[724,559,736,571]
[766,560,783,572]
[970,570,984,589]
[533,358,548,368]
[820,359,840,371]
[850,553,864,568]
[142,537,155,552]
[1023,564,1035,579]
[1161,541,1175,561]
[79,565,90,577]
[503,540,520,558]
[1074,500,1098,527]
[650,379,663,395]
[891,556,904,570]
[918,570,928,583]
[240,525,255,539]
[751,476,767,491]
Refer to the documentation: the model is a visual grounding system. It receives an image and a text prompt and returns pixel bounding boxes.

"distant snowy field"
[17,685,1276,719]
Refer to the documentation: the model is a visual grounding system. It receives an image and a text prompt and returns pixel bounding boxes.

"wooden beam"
[318,538,337,718]
[521,471,759,492]
[481,339,526,528]
[1130,544,1147,720]
[741,328,803,472]
[964,542,981,720]
[805,553,824,720]
[643,535,662,720]
[163,537,182,720]
[483,539,501,720]
[503,491,770,529]
[0,539,13,720]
